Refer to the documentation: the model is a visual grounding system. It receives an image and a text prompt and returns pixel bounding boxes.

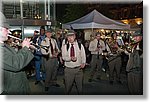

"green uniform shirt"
[1,44,34,95]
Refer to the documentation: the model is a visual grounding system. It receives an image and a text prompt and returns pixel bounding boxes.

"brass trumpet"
[122,41,141,53]
[7,34,49,52]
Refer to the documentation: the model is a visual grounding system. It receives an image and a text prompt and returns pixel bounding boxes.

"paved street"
[28,67,129,95]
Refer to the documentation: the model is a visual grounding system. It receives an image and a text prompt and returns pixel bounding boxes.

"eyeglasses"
[96,36,101,37]
[1,27,7,30]
[0,27,10,33]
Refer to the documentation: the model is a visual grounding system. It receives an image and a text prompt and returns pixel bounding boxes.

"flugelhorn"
[7,34,49,52]
[123,40,142,53]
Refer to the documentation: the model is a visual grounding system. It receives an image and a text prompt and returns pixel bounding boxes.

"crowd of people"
[0,12,143,95]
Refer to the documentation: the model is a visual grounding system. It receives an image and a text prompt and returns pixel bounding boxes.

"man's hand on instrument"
[99,45,103,48]
[51,52,58,58]
[22,38,31,48]
[55,52,59,56]
[95,48,99,51]
[29,45,36,50]
[52,54,57,58]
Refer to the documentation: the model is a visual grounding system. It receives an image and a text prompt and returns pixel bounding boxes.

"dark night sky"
[56,2,142,22]
[56,4,68,21]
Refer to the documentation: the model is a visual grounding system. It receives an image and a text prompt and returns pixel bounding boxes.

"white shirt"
[116,36,125,46]
[61,41,86,68]
[89,39,111,55]
[41,37,60,57]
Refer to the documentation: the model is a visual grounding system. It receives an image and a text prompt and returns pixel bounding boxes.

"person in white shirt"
[61,30,86,94]
[41,29,60,91]
[88,32,111,82]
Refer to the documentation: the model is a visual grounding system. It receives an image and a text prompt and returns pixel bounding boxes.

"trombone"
[7,34,49,52]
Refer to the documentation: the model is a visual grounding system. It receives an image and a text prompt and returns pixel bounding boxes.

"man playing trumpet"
[108,32,124,85]
[125,38,143,94]
[41,29,60,91]
[0,12,34,94]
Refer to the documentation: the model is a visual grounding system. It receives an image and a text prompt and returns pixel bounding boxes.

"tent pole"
[92,28,93,36]
[92,22,94,36]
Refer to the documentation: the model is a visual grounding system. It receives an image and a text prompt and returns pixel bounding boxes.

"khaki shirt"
[2,44,34,94]
[41,37,60,58]
[61,41,86,68]
[89,39,111,55]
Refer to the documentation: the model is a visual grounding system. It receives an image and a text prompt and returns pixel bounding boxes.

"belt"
[43,55,57,59]
[92,54,103,56]
[66,66,81,69]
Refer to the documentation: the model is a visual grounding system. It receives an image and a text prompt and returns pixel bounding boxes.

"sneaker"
[53,84,60,87]
[102,68,106,72]
[106,74,109,78]
[31,73,35,77]
[117,81,122,84]
[109,81,113,85]
[96,77,101,80]
[88,79,92,82]
[35,81,40,85]
[45,87,49,91]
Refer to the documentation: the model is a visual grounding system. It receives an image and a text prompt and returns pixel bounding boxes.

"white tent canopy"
[62,9,130,30]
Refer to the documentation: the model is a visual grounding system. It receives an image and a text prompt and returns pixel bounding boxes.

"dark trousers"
[128,72,143,94]
[44,58,58,87]
[109,56,122,81]
[89,55,103,79]
[64,67,83,94]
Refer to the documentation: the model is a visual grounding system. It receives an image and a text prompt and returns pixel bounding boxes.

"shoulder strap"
[104,40,108,51]
[66,40,82,51]
[78,41,81,50]
[65,38,68,44]
[66,43,69,51]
